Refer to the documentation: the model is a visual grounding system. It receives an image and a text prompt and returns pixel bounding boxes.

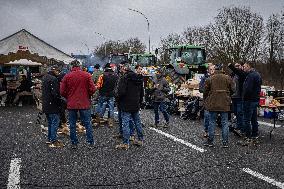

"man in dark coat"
[241,62,262,146]
[204,64,235,147]
[96,63,119,127]
[228,63,247,136]
[42,66,63,148]
[152,68,171,127]
[115,63,144,150]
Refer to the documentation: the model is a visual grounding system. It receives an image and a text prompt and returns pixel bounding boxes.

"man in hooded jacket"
[115,64,144,150]
[42,66,64,147]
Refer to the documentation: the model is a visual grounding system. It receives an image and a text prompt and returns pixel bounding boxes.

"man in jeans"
[60,60,96,148]
[199,64,215,137]
[240,62,262,146]
[115,63,144,150]
[95,63,118,127]
[42,66,63,148]
[152,69,171,127]
[204,64,235,148]
[228,63,247,136]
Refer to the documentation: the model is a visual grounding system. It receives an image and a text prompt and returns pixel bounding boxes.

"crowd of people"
[1,60,263,149]
[41,60,171,149]
[200,62,262,147]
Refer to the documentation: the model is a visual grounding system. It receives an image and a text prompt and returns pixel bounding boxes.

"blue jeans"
[243,101,259,138]
[232,98,244,132]
[121,111,143,145]
[68,109,94,145]
[46,113,60,142]
[98,96,115,118]
[208,112,229,144]
[204,110,210,132]
[153,101,169,125]
[118,109,135,136]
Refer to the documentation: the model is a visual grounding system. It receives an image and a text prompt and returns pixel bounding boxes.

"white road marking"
[7,158,21,189]
[149,127,206,153]
[243,168,284,189]
[258,121,282,128]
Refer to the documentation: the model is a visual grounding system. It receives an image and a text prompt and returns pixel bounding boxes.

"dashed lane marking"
[7,157,21,189]
[258,121,282,128]
[243,168,284,189]
[149,127,206,153]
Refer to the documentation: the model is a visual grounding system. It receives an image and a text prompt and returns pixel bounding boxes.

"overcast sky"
[0,0,283,54]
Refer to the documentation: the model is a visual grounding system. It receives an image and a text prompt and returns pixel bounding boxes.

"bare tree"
[182,25,213,60]
[93,38,146,58]
[159,33,183,64]
[210,6,263,64]
[265,9,284,89]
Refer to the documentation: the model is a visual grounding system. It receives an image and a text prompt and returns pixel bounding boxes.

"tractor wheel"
[165,68,186,86]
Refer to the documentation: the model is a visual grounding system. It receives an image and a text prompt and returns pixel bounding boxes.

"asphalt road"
[0,105,283,189]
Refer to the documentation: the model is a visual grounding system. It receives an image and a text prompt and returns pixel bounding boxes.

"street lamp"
[128,8,151,53]
[95,32,107,57]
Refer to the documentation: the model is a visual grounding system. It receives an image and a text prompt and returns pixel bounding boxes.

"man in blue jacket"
[241,62,262,146]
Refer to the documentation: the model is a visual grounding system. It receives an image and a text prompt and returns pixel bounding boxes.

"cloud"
[0,0,283,54]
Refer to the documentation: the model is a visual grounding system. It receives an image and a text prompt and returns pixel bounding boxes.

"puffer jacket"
[60,67,96,109]
[204,71,235,112]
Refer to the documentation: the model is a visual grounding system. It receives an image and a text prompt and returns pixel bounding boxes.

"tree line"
[93,6,284,89]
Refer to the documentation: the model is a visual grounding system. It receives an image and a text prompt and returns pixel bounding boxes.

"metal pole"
[128,8,151,53]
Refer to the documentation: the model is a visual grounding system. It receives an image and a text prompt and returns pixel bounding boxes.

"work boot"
[48,140,64,148]
[163,122,169,128]
[133,140,143,146]
[108,118,114,127]
[94,114,102,123]
[115,143,129,150]
[113,134,123,139]
[76,123,86,133]
[129,136,135,141]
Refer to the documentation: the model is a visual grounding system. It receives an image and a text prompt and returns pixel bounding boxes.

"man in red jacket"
[60,60,96,148]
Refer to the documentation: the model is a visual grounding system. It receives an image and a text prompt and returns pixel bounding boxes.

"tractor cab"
[108,53,129,71]
[169,45,206,75]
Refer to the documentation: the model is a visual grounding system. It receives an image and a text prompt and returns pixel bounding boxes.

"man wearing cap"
[42,65,64,147]
[115,63,144,150]
[204,64,235,148]
[95,63,118,127]
[60,60,96,148]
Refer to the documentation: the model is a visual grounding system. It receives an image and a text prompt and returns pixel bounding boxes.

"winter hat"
[70,60,81,67]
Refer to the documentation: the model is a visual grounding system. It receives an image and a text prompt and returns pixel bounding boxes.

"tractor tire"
[165,68,186,86]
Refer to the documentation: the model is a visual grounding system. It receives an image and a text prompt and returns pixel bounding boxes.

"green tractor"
[108,53,129,71]
[164,44,207,86]
[130,53,157,68]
